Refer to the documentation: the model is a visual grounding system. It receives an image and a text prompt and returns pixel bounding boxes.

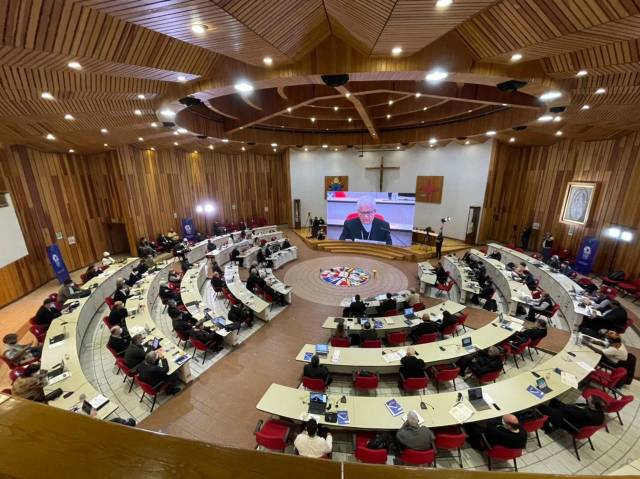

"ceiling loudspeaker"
[513,125,527,131]
[295,145,303,148]
[401,142,409,146]
[456,137,468,141]
[162,122,175,128]
[247,141,256,146]
[321,74,349,87]
[496,79,527,92]
[179,96,202,107]
[550,106,566,113]
[346,145,354,149]
[196,134,207,139]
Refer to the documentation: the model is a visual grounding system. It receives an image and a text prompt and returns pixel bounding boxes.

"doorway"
[465,207,481,244]
[104,222,129,255]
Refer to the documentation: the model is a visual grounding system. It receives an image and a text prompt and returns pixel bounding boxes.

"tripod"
[305,213,314,239]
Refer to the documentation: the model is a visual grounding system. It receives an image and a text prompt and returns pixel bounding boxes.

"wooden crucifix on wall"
[365,156,399,191]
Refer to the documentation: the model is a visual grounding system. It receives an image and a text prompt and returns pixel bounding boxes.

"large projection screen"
[326,191,415,246]
[0,192,28,268]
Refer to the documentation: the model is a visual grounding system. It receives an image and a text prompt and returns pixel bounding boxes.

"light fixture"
[539,91,562,101]
[138,137,144,141]
[174,142,179,146]
[204,203,214,213]
[576,70,588,77]
[347,117,352,123]
[553,115,562,122]
[304,147,308,152]
[64,114,74,120]
[134,109,142,115]
[388,100,394,106]
[486,130,496,136]
[191,24,208,34]
[621,231,634,242]
[386,114,391,119]
[234,81,254,93]
[334,148,338,152]
[272,148,277,152]
[101,128,108,133]
[333,106,339,111]
[581,105,590,110]
[345,92,351,98]
[221,139,229,143]
[423,107,427,111]
[209,145,214,150]
[391,46,403,56]
[322,144,328,148]
[555,130,563,136]
[150,147,155,151]
[160,109,176,117]
[464,140,470,145]
[45,133,55,140]
[67,61,82,70]
[396,145,400,150]
[595,87,606,94]
[151,122,158,127]
[429,138,437,145]
[287,107,292,113]
[68,149,75,153]
[501,103,507,106]
[425,69,448,83]
[510,53,523,62]
[173,131,179,136]
[104,143,109,147]
[241,146,246,151]
[436,0,453,7]
[196,205,204,213]
[193,150,198,154]
[263,56,273,66]
[538,115,553,122]
[606,227,621,239]
[310,117,316,123]
[136,95,146,101]
[177,75,187,82]
[177,128,187,134]
[41,92,54,100]
[270,143,277,147]
[415,92,421,98]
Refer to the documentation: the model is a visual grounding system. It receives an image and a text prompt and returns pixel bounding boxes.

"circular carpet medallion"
[320,266,370,287]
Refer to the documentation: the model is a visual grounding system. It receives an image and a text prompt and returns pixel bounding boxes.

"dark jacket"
[113,288,129,304]
[107,335,130,356]
[137,358,170,386]
[172,317,193,335]
[349,300,366,317]
[400,355,426,378]
[359,328,378,343]
[339,217,391,245]
[378,298,397,314]
[561,404,604,429]
[108,307,128,327]
[485,419,527,449]
[411,321,438,340]
[189,328,220,346]
[303,363,330,382]
[124,343,146,369]
[470,352,503,376]
[35,305,61,326]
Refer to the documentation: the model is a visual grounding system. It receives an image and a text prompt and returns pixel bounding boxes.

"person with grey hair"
[137,349,180,394]
[396,410,434,451]
[339,195,392,244]
[107,325,130,356]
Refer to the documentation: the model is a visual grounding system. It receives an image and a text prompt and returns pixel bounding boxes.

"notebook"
[385,398,404,417]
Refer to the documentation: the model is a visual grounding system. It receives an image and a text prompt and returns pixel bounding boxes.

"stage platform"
[292,228,468,262]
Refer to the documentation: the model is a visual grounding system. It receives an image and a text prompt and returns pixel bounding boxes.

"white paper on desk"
[331,350,340,364]
[401,412,424,425]
[300,412,323,422]
[48,340,66,349]
[385,317,395,325]
[187,306,200,316]
[89,394,109,409]
[48,371,71,384]
[482,392,497,405]
[561,372,579,389]
[577,361,595,372]
[449,403,474,423]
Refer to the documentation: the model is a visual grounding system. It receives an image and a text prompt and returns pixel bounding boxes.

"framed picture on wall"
[559,182,596,226]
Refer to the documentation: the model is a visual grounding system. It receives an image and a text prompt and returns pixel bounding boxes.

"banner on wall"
[46,244,70,284]
[181,217,196,239]
[574,236,599,275]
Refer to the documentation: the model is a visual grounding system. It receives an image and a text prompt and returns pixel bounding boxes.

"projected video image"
[326,191,416,246]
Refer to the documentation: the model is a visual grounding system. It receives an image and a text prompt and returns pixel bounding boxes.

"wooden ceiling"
[1,0,640,153]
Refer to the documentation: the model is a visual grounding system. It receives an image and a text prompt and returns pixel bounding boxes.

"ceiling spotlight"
[151,122,158,127]
[581,105,590,110]
[134,109,142,115]
[160,109,176,117]
[345,92,351,98]
[174,142,179,146]
[221,139,229,143]
[272,148,277,152]
[510,53,523,62]
[177,128,188,134]
[191,24,208,34]
[415,92,421,98]
[173,131,179,136]
[538,115,554,122]
[553,115,562,123]
[100,128,108,134]
[555,130,563,136]
[486,130,497,136]
[104,143,109,147]
[436,0,453,7]
[68,149,75,153]
[67,61,82,70]
[333,106,339,111]
[425,69,448,83]
[539,91,562,101]
[391,46,403,56]
[464,140,470,145]
[576,70,588,77]
[234,81,254,93]
[209,145,214,150]
[241,146,246,151]
[263,56,273,66]
[137,94,146,100]
[595,87,606,94]
[41,92,54,100]
[304,147,308,152]
[322,144,328,148]
[193,150,198,154]
[310,117,316,123]
[177,75,187,82]
[396,145,400,150]
[138,137,144,141]
[429,138,437,145]
[334,148,338,152]
[501,103,507,106]
[287,107,292,113]
[150,147,156,151]
[196,205,203,213]
[509,137,516,143]
[64,114,74,120]
[45,133,55,140]
[347,117,352,123]
[270,143,278,147]
[388,100,394,106]
[423,107,428,111]
[386,114,391,119]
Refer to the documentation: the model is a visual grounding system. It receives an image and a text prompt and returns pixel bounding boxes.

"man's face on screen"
[358,206,376,225]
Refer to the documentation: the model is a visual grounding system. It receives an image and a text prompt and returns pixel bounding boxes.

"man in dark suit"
[137,350,180,394]
[581,301,628,333]
[303,354,332,386]
[339,196,392,244]
[465,414,527,450]
[107,301,128,328]
[540,396,605,433]
[349,295,367,317]
[378,293,396,315]
[124,334,146,369]
[189,323,223,351]
[457,346,503,377]
[169,306,196,337]
[359,321,378,344]
[107,326,130,356]
[399,348,425,378]
[410,314,439,343]
[34,298,61,327]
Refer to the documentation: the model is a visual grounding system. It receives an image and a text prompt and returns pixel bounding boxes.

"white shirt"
[102,256,115,267]
[294,432,332,458]
[602,343,628,364]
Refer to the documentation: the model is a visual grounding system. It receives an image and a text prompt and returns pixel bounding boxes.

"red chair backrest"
[354,373,379,390]
[400,448,435,466]
[362,339,382,348]
[435,432,466,449]
[330,336,350,347]
[385,309,398,317]
[440,323,457,336]
[478,370,501,383]
[104,297,115,310]
[416,333,439,344]
[403,375,428,391]
[302,376,326,391]
[106,345,119,358]
[386,332,407,345]
[29,324,46,342]
[488,445,522,460]
[102,316,111,328]
[134,376,159,395]
[607,395,634,413]
[412,303,425,312]
[355,445,388,464]
[601,286,617,298]
[522,415,548,433]
[190,337,208,352]
[255,422,288,451]
[573,424,605,440]
[175,330,190,342]
[510,338,530,355]
[9,365,27,383]
[115,357,134,376]
[28,316,37,326]
[529,337,544,349]
[531,290,541,299]
[435,367,460,382]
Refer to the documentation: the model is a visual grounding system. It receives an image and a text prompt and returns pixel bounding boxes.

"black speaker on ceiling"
[179,96,202,107]
[550,106,566,113]
[513,125,527,131]
[401,142,409,146]
[321,74,349,87]
[456,137,468,141]
[496,80,527,92]
[247,141,256,146]
[347,145,354,149]
[197,134,207,139]
[162,122,175,128]
[295,145,303,148]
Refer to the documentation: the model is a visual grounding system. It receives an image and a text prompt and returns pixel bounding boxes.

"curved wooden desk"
[442,255,480,303]
[224,264,270,320]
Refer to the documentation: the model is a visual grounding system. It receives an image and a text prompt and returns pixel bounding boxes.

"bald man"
[339,196,392,244]
[465,414,527,450]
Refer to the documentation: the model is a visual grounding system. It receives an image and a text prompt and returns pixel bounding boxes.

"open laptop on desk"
[468,388,491,411]
[461,336,476,353]
[308,393,328,415]
[404,307,416,320]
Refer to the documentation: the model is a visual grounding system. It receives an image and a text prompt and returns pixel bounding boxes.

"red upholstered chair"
[531,290,541,299]
[102,316,112,329]
[588,367,627,394]
[521,414,549,447]
[254,419,290,452]
[562,420,606,461]
[134,375,164,412]
[486,444,523,471]
[416,332,439,344]
[507,338,531,368]
[398,448,436,467]
[440,321,458,337]
[531,252,542,260]
[455,312,468,334]
[582,388,634,432]
[428,364,460,392]
[434,426,466,468]
[527,336,544,360]
[600,285,617,299]
[330,336,350,347]
[400,372,428,394]
[352,371,379,393]
[384,309,398,317]
[412,303,426,312]
[354,432,388,464]
[436,280,455,298]
[115,357,136,393]
[29,324,46,343]
[175,330,191,349]
[577,277,595,289]
[515,247,524,253]
[474,369,501,385]
[104,296,115,310]
[1,388,11,396]
[386,331,407,346]
[302,376,327,392]
[362,339,382,348]
[190,337,216,364]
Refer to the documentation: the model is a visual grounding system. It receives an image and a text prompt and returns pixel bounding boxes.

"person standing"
[541,232,554,261]
[521,226,532,251]
[435,230,444,259]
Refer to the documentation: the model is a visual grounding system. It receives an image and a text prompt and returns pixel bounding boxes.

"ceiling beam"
[335,85,378,140]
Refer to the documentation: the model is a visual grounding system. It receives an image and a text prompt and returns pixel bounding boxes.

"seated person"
[168,265,183,285]
[107,301,128,328]
[188,323,223,351]
[581,300,628,333]
[377,293,396,315]
[583,332,628,367]
[488,251,502,261]
[540,396,605,433]
[349,294,367,317]
[11,363,46,402]
[294,418,332,458]
[125,270,142,287]
[456,346,503,377]
[227,303,253,328]
[471,280,495,305]
[246,271,266,294]
[206,239,217,253]
[102,251,115,267]
[138,237,156,257]
[332,323,350,345]
[410,314,439,343]
[512,318,548,345]
[157,233,173,249]
[559,262,575,277]
[210,272,225,291]
[169,306,196,336]
[438,310,459,334]
[407,288,420,308]
[433,262,448,285]
[281,237,291,249]
[84,264,101,282]
[230,248,240,263]
[396,410,434,451]
[34,298,61,327]
[107,326,130,356]
[208,259,223,277]
[167,229,180,242]
[124,334,147,369]
[303,354,332,386]
[581,290,612,313]
[57,278,86,305]
[546,255,561,269]
[358,321,378,344]
[137,350,180,394]
[159,283,181,306]
[465,414,527,451]
[523,271,538,291]
[179,256,191,272]
[526,292,553,322]
[399,348,425,379]
[113,278,130,304]
[3,333,41,366]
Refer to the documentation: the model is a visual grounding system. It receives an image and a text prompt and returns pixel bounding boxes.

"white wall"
[0,193,28,268]
[289,142,494,240]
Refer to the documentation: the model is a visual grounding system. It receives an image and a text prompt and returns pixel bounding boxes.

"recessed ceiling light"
[193,150,198,154]
[345,92,351,98]
[287,107,292,113]
[177,128,187,134]
[45,133,55,140]
[429,138,437,144]
[436,0,453,7]
[241,146,246,151]
[138,137,144,141]
[280,125,284,129]
[173,131,179,136]
[348,117,352,123]
[501,103,507,106]
[67,61,82,70]
[174,142,179,146]
[151,122,158,127]
[191,24,208,34]
[509,137,516,143]
[41,92,54,100]
[160,109,176,117]
[576,70,588,77]
[538,115,553,122]
[539,91,562,101]
[273,148,277,152]
[68,149,75,153]
[134,109,142,115]
[333,106,339,111]
[104,143,109,147]
[396,145,400,150]
[388,100,394,106]
[486,130,497,136]
[429,144,434,148]
[421,120,425,123]
[209,145,214,150]
[234,81,254,93]
[386,114,391,119]
[372,133,376,136]
[425,69,448,83]
[322,144,328,148]
[415,92,421,98]
[553,115,562,122]
[64,114,74,120]
[263,56,273,66]
[391,46,403,56]
[468,109,472,113]
[304,147,308,152]
[310,117,316,123]
[510,53,523,62]
[137,94,146,100]
[150,147,156,151]
[581,105,590,110]
[270,143,277,147]
[334,148,338,152]
[555,130,563,136]
[177,75,187,83]
[222,139,229,143]
[100,128,108,134]
[464,140,470,145]
[423,107,428,111]
[595,87,606,94]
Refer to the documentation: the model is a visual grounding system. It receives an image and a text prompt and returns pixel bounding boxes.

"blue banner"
[574,236,599,275]
[181,217,196,239]
[46,244,70,284]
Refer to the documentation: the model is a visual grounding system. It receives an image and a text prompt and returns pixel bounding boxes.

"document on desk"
[384,317,395,325]
[337,411,350,425]
[382,349,405,363]
[385,398,404,417]
[561,372,579,389]
[449,403,474,423]
[576,361,595,372]
[331,350,340,364]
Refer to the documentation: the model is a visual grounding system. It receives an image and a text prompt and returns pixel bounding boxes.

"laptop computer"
[146,338,161,350]
[461,336,475,352]
[536,377,552,394]
[308,393,328,415]
[468,388,491,411]
[404,307,416,319]
[315,344,329,356]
